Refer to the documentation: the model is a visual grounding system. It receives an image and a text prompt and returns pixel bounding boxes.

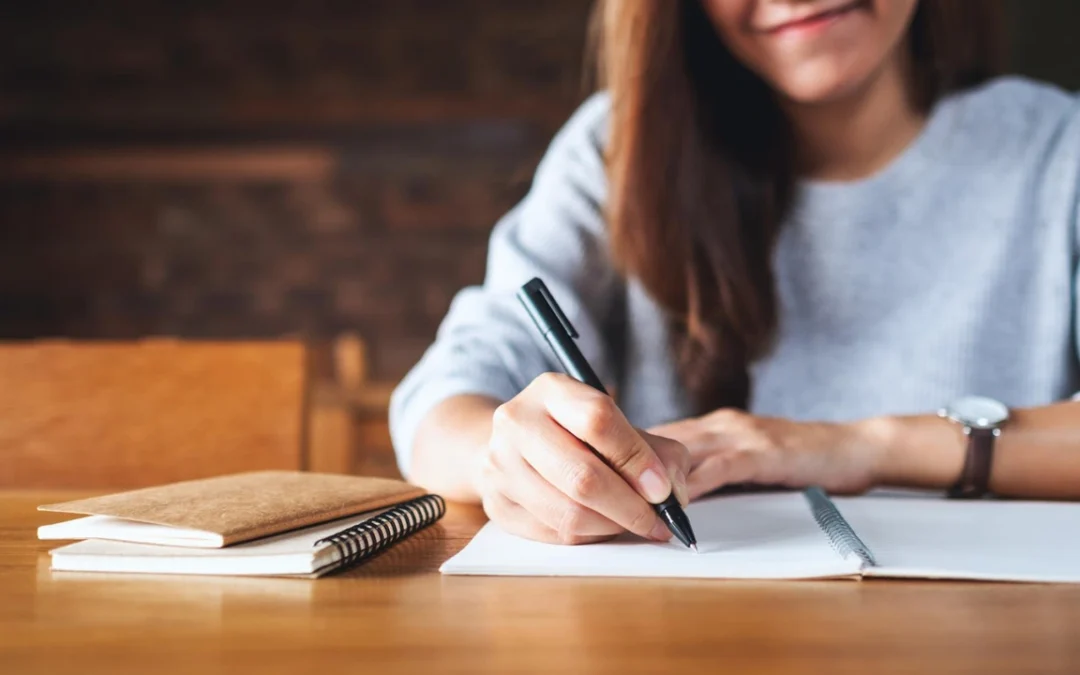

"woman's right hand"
[472,372,691,545]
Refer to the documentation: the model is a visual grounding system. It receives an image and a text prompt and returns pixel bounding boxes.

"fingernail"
[638,468,670,504]
[648,519,672,542]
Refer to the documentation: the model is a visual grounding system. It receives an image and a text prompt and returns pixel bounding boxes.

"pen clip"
[533,278,578,339]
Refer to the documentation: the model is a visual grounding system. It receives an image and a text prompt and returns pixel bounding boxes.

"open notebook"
[441,489,1080,583]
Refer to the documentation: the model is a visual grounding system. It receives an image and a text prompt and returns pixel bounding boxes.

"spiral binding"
[804,487,876,567]
[314,494,446,574]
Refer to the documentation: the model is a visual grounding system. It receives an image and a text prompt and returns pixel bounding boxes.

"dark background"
[2,0,1078,381]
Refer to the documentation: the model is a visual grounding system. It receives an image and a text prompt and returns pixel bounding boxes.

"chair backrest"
[0,339,308,489]
[305,333,399,479]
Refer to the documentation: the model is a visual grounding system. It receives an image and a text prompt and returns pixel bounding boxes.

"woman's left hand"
[649,409,886,501]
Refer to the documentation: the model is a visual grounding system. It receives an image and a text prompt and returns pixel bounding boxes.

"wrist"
[842,416,896,487]
[780,419,888,493]
[851,413,967,490]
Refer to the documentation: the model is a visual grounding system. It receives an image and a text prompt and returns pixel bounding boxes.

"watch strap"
[948,427,997,499]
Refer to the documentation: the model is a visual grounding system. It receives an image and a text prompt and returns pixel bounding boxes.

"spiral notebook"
[47,494,446,578]
[38,471,427,547]
[441,488,1080,583]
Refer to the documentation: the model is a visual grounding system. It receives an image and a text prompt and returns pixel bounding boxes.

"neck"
[783,49,926,182]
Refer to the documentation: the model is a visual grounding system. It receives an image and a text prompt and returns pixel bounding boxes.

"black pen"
[517,277,698,552]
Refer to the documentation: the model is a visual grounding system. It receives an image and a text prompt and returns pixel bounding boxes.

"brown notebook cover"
[39,470,426,546]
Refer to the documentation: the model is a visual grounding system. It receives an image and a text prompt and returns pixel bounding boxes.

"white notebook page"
[39,515,224,547]
[48,507,394,577]
[832,497,1080,583]
[441,492,861,579]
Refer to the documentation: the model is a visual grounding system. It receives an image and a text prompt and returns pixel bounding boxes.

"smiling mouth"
[764,0,869,35]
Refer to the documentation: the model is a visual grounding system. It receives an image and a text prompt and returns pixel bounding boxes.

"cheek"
[700,0,757,49]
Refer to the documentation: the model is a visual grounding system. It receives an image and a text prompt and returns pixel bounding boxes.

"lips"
[763,0,868,34]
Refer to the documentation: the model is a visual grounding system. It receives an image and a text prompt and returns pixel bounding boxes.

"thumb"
[639,430,691,507]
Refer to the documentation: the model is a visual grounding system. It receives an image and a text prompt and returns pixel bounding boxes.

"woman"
[391,0,1080,545]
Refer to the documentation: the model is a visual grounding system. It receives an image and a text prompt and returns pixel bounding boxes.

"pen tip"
[690,543,699,554]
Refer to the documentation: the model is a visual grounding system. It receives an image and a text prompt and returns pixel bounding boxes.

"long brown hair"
[593,0,1003,412]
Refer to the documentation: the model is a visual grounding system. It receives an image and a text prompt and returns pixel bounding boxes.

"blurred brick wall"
[0,0,1075,381]
[0,0,592,380]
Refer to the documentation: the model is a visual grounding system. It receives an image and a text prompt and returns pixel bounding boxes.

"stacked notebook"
[38,471,446,578]
[442,488,1080,583]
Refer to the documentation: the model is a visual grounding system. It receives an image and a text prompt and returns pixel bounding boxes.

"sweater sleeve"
[1074,174,1080,402]
[389,93,622,478]
[1074,175,1080,403]
[1074,246,1079,401]
[1073,98,1080,402]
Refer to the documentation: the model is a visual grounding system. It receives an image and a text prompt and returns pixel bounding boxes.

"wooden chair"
[306,334,400,479]
[0,339,308,489]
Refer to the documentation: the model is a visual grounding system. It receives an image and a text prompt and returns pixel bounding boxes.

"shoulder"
[521,92,612,220]
[937,76,1080,162]
[949,76,1076,121]
[550,91,612,154]
[932,77,1080,214]
[534,92,611,183]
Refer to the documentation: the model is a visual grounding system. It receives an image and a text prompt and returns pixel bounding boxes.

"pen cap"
[518,277,607,394]
[518,278,578,338]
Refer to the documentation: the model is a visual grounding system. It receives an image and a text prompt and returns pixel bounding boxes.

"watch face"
[948,396,1009,429]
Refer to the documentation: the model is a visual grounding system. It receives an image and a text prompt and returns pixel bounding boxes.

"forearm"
[409,394,500,504]
[861,401,1080,499]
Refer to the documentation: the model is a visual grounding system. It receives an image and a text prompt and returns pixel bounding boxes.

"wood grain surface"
[3,490,1080,674]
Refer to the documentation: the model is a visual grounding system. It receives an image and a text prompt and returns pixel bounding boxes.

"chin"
[772,58,879,105]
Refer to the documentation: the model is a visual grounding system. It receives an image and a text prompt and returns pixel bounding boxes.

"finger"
[650,429,717,465]
[646,419,690,438]
[482,490,612,545]
[497,373,670,541]
[535,373,673,504]
[639,430,691,507]
[491,442,624,541]
[513,416,670,541]
[686,450,764,500]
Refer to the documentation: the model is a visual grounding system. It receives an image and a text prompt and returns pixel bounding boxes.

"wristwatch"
[938,396,1010,499]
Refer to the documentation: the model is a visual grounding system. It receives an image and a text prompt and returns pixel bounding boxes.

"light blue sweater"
[390,77,1080,477]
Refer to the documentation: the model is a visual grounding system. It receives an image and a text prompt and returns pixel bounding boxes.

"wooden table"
[2,491,1079,674]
